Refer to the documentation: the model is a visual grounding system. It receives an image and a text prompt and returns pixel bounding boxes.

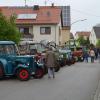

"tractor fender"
[14,64,29,74]
[0,59,7,72]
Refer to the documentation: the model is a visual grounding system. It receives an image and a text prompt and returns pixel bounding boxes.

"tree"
[77,36,85,46]
[77,36,90,46]
[0,13,21,44]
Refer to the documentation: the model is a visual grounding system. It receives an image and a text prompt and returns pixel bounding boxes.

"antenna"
[25,0,27,6]
[44,0,47,6]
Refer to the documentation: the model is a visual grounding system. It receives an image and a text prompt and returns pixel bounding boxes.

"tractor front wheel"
[16,69,30,81]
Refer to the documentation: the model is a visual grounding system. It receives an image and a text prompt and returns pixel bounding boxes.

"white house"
[0,5,71,45]
[90,25,100,45]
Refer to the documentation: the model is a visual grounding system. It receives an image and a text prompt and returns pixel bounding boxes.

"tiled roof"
[75,31,91,37]
[93,27,100,39]
[0,6,61,24]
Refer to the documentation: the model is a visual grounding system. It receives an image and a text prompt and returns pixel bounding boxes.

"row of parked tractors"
[0,41,79,81]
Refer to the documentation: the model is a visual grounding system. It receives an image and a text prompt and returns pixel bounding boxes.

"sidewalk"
[94,80,100,100]
[94,59,100,100]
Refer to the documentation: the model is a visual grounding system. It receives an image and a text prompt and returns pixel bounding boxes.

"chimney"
[51,3,54,7]
[33,5,39,10]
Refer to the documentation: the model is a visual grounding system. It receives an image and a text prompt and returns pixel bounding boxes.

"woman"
[89,49,95,63]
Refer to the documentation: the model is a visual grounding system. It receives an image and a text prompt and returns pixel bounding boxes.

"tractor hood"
[14,55,34,64]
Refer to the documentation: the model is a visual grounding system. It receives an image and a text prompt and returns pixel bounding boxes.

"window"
[19,27,29,35]
[17,14,37,19]
[40,27,51,34]
[0,44,15,55]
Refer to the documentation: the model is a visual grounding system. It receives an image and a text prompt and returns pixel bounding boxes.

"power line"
[72,8,100,18]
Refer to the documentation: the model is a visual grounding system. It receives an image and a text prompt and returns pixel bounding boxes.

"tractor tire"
[0,63,4,79]
[43,65,48,74]
[34,68,44,79]
[55,66,60,72]
[55,62,60,72]
[16,68,30,81]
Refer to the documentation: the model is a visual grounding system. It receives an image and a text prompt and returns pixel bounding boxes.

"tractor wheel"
[16,69,30,81]
[55,66,60,72]
[0,63,4,79]
[55,62,60,72]
[44,65,48,74]
[34,68,44,79]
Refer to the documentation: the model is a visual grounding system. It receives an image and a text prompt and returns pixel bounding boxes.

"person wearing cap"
[45,47,56,78]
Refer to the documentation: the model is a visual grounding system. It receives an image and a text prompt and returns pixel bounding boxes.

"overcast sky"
[0,0,100,34]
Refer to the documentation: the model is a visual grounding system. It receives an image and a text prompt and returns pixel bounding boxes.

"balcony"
[21,34,34,41]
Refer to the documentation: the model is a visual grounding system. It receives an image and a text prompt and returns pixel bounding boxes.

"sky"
[0,0,100,34]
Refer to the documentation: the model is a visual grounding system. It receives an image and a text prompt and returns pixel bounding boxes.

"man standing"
[45,47,56,78]
[83,50,89,63]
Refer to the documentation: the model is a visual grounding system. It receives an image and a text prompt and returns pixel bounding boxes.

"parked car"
[0,41,44,81]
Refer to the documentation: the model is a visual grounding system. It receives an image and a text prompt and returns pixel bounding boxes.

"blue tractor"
[0,41,44,81]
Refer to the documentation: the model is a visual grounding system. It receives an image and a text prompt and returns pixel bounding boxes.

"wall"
[60,27,70,45]
[33,24,60,45]
[89,29,97,45]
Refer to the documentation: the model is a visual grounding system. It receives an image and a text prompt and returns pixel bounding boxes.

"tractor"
[0,41,44,81]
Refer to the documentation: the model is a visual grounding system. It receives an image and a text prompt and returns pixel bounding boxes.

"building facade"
[75,31,90,40]
[90,25,100,45]
[0,5,71,45]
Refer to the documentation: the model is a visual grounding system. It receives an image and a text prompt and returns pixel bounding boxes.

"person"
[45,47,56,78]
[83,50,89,63]
[94,48,98,60]
[98,48,100,63]
[89,49,95,63]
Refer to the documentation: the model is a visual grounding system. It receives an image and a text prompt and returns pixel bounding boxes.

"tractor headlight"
[26,63,30,66]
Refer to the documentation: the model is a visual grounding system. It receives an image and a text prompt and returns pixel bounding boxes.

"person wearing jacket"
[45,47,56,78]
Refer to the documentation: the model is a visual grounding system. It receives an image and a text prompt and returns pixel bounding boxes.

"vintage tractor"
[19,41,61,73]
[0,41,44,81]
[58,49,75,66]
[72,50,83,62]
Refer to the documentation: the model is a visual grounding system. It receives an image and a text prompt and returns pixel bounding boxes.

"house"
[0,5,71,45]
[70,32,74,39]
[60,6,71,45]
[89,24,100,46]
[75,31,90,40]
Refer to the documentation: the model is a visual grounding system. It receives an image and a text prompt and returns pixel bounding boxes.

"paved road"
[0,62,100,100]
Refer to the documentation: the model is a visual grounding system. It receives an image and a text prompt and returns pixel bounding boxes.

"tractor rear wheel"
[0,63,4,79]
[34,68,44,79]
[16,69,30,81]
[55,62,60,72]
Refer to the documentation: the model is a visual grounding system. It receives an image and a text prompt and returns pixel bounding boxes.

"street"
[0,61,100,100]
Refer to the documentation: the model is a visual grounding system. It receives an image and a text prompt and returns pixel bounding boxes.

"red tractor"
[72,50,83,62]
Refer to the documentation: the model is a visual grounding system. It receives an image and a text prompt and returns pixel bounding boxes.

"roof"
[75,31,91,37]
[0,41,15,44]
[93,27,100,39]
[0,6,61,25]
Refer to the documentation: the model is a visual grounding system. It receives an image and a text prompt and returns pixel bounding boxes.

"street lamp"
[68,19,87,49]
[71,19,87,26]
